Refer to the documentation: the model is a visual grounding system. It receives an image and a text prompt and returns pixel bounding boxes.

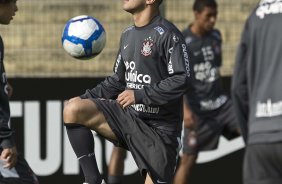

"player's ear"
[194,10,200,20]
[146,0,156,6]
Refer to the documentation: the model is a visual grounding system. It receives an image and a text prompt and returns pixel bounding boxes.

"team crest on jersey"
[141,37,154,56]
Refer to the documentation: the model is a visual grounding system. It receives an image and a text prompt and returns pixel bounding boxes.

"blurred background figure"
[107,147,126,184]
[173,0,240,183]
[232,1,282,184]
[0,0,38,184]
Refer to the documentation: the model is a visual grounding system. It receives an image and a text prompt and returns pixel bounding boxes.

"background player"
[232,1,282,184]
[0,0,39,183]
[173,0,240,183]
[107,146,127,184]
[63,0,191,184]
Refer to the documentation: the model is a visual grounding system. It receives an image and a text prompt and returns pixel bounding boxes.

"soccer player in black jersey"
[232,1,282,184]
[63,0,191,184]
[0,1,38,184]
[173,0,240,183]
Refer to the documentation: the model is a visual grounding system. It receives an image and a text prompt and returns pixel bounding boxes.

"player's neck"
[133,9,160,27]
[190,23,207,37]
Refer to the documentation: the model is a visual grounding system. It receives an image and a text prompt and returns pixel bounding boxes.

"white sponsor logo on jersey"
[200,95,228,111]
[256,0,282,19]
[131,104,159,114]
[182,44,190,77]
[114,54,122,73]
[194,61,220,82]
[256,99,282,117]
[173,35,179,43]
[124,61,152,86]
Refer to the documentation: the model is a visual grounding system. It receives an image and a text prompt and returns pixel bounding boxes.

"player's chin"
[1,19,11,25]
[123,7,134,13]
[205,26,213,32]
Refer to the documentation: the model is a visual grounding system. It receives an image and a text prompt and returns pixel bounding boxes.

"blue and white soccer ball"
[61,15,106,59]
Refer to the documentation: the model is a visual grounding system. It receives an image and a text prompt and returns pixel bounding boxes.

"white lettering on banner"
[24,101,62,176]
[9,101,138,176]
[196,136,245,164]
[10,101,244,176]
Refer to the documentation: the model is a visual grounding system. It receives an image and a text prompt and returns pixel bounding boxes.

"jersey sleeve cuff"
[0,137,16,149]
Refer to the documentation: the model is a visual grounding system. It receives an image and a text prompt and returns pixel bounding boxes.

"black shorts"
[0,154,38,184]
[183,99,240,154]
[243,142,282,184]
[92,99,181,184]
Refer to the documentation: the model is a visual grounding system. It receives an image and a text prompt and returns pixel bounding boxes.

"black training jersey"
[232,1,282,144]
[83,16,191,134]
[182,27,227,114]
[0,36,14,149]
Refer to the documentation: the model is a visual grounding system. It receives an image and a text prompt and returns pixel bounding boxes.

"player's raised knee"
[63,100,82,124]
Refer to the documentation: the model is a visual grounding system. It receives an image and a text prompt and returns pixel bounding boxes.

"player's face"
[122,0,146,14]
[195,6,217,33]
[0,0,18,25]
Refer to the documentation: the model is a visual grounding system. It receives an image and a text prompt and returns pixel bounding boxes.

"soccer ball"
[61,15,106,59]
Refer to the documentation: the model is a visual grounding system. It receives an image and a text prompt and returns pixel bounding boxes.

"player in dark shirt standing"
[173,0,240,183]
[232,1,282,184]
[0,1,38,183]
[63,0,191,184]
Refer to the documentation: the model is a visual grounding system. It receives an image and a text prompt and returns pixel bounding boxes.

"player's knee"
[63,102,81,124]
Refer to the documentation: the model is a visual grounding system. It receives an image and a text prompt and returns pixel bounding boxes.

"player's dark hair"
[193,0,217,12]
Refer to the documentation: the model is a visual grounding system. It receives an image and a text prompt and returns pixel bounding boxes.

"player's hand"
[0,146,18,169]
[117,90,135,108]
[7,82,13,99]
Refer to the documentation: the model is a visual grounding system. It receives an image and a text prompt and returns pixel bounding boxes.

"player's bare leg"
[173,154,197,184]
[145,173,154,184]
[64,97,117,139]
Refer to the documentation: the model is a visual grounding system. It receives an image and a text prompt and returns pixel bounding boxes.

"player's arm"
[183,96,197,129]
[6,82,13,98]
[231,20,250,143]
[134,31,192,106]
[0,125,17,169]
[215,29,223,67]
[81,49,126,100]
[0,82,17,168]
